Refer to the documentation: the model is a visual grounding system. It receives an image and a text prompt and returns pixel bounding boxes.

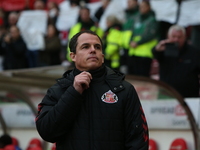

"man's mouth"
[88,56,98,60]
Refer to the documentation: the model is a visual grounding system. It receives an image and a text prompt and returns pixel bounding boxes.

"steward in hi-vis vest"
[102,15,122,70]
[128,1,159,77]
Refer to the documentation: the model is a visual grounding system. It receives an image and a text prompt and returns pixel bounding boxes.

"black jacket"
[36,65,149,150]
[152,43,200,97]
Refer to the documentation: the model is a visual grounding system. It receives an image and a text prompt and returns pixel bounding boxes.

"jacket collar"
[105,67,125,93]
[57,66,125,93]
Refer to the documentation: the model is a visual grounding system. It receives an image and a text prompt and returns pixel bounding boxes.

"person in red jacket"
[36,30,149,150]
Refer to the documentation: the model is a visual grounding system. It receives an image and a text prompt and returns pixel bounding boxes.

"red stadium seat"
[149,139,158,150]
[51,143,56,150]
[26,138,42,150]
[12,137,19,146]
[4,144,15,150]
[27,146,42,150]
[169,138,188,150]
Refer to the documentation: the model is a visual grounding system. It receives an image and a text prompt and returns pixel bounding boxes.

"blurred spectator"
[123,0,139,30]
[152,24,200,98]
[47,1,60,25]
[94,0,111,23]
[39,24,62,66]
[18,0,47,68]
[120,0,139,74]
[5,12,19,30]
[0,26,7,70]
[128,0,159,77]
[102,15,122,70]
[66,6,103,61]
[34,0,46,10]
[69,0,80,7]
[0,9,5,27]
[0,25,28,70]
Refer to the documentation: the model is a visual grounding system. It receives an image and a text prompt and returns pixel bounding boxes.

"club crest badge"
[101,90,118,104]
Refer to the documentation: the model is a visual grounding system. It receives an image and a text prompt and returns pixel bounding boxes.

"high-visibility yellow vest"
[104,28,122,69]
[121,30,132,49]
[66,23,104,61]
[129,36,158,58]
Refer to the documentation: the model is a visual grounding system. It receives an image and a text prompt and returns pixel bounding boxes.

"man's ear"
[102,54,104,63]
[70,52,75,61]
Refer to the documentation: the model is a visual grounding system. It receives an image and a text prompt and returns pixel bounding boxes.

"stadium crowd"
[0,0,199,93]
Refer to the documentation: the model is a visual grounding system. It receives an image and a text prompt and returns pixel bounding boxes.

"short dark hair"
[69,30,103,53]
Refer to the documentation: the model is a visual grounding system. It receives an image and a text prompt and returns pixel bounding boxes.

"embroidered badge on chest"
[101,90,118,104]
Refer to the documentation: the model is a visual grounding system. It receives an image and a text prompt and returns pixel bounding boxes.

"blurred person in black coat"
[39,24,62,66]
[152,24,200,98]
[0,25,28,70]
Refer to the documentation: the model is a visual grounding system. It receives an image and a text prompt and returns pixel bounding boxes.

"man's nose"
[90,46,96,52]
[173,37,180,42]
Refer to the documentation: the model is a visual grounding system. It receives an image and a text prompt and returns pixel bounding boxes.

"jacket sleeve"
[124,84,149,150]
[35,84,84,143]
[152,46,164,62]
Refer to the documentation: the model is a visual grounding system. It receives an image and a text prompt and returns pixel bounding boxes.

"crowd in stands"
[0,0,199,97]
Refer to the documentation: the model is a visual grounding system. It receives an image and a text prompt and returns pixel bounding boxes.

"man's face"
[139,2,150,15]
[70,33,104,71]
[80,9,90,22]
[10,26,20,40]
[168,30,186,48]
[127,0,137,9]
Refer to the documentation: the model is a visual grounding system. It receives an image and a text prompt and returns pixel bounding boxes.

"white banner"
[56,1,79,31]
[141,98,200,129]
[0,104,35,128]
[17,10,47,50]
[150,0,178,24]
[151,0,200,27]
[56,1,102,31]
[178,0,200,27]
[99,0,126,31]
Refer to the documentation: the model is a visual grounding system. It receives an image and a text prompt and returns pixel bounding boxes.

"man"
[103,15,122,70]
[152,25,200,98]
[120,0,139,74]
[1,25,28,70]
[36,30,149,150]
[128,0,159,77]
[123,0,139,31]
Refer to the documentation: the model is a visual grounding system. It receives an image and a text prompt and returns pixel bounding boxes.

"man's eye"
[95,46,101,50]
[83,46,89,49]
